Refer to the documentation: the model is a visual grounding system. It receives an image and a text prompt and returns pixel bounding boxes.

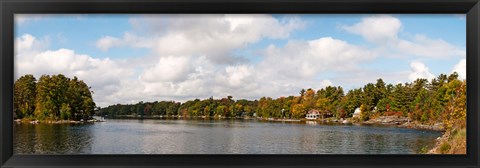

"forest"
[97,72,466,130]
[14,72,466,154]
[14,74,96,121]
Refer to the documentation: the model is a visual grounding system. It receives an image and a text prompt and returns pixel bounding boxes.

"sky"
[14,14,466,107]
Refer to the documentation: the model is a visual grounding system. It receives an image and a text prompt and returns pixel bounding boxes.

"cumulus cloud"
[20,15,302,106]
[342,15,465,59]
[341,15,401,43]
[140,56,197,83]
[452,58,466,79]
[15,34,49,53]
[135,37,358,102]
[259,37,376,79]
[96,36,120,51]
[221,65,255,89]
[90,14,315,105]
[15,34,36,51]
[16,14,465,107]
[409,61,435,81]
[96,14,305,64]
[16,48,131,89]
[139,61,257,102]
[319,80,333,88]
[16,33,375,106]
[96,33,153,52]
[15,34,134,107]
[396,35,465,58]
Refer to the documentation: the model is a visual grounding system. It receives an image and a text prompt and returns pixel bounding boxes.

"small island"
[14,74,96,123]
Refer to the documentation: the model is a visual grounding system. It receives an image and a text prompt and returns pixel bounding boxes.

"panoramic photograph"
[13,14,466,154]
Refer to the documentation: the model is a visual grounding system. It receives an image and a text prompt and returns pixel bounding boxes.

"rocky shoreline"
[362,116,445,131]
[298,116,445,132]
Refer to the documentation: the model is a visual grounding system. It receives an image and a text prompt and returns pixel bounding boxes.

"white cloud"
[222,65,255,88]
[87,15,312,105]
[17,47,132,88]
[259,37,376,79]
[342,15,465,59]
[409,61,435,81]
[96,14,305,64]
[134,37,358,102]
[15,34,36,51]
[319,80,333,88]
[14,34,49,53]
[140,56,195,83]
[16,14,466,108]
[452,58,466,79]
[96,33,153,52]
[396,35,465,58]
[15,34,134,107]
[19,14,301,106]
[96,36,120,51]
[341,15,401,43]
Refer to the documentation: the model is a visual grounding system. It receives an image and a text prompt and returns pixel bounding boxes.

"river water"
[14,119,442,154]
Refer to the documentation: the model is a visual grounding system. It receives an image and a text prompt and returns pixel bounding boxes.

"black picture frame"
[1,0,479,168]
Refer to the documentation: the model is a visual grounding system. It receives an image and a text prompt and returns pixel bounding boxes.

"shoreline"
[362,116,445,132]
[426,127,466,154]
[14,119,102,124]
[13,116,445,132]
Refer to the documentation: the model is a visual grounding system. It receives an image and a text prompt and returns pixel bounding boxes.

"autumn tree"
[21,74,97,121]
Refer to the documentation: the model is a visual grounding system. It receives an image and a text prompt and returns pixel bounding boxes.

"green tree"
[14,74,37,119]
[76,80,96,120]
[34,75,56,120]
[215,105,227,117]
[30,74,95,121]
[60,103,72,120]
[376,97,393,114]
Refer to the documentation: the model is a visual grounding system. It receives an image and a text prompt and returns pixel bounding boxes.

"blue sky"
[14,14,466,107]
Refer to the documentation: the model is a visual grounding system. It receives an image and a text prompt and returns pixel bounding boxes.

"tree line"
[14,74,96,121]
[97,72,466,129]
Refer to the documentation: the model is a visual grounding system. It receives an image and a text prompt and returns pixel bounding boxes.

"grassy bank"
[427,127,466,154]
[362,115,465,154]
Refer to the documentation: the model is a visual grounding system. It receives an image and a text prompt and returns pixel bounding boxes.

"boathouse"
[306,109,320,120]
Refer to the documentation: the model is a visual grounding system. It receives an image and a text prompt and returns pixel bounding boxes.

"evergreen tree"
[14,74,37,119]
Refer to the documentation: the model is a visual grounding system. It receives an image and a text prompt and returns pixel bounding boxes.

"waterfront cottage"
[306,109,320,120]
[353,108,362,119]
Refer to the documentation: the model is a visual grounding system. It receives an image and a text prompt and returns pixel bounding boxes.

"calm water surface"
[14,119,442,154]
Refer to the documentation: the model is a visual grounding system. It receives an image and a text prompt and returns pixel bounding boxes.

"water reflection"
[14,123,93,154]
[14,119,442,154]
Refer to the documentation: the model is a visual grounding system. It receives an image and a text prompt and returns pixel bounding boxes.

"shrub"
[439,143,451,154]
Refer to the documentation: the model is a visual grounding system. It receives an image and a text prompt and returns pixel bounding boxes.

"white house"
[353,108,362,119]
